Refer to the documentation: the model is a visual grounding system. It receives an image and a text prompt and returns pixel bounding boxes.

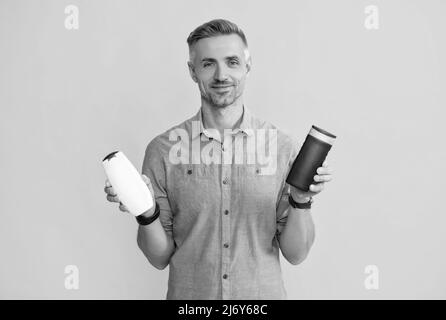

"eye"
[229,60,239,66]
[203,62,213,68]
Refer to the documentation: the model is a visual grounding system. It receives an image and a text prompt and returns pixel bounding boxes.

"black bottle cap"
[103,151,120,162]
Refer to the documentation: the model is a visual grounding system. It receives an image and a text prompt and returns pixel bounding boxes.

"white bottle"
[102,151,154,216]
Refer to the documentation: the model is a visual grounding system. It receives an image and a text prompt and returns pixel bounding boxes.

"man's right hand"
[104,174,157,217]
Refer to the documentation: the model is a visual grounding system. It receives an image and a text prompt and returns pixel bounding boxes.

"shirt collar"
[191,105,255,141]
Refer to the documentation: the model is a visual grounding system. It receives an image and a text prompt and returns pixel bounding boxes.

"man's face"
[188,34,251,108]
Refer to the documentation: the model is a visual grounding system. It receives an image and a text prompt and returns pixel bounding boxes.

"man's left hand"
[290,160,333,203]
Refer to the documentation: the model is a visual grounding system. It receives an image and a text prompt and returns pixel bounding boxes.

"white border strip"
[309,128,336,145]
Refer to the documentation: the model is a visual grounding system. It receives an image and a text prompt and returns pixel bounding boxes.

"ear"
[188,61,198,83]
[246,56,252,76]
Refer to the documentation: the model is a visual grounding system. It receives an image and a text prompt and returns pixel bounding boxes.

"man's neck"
[201,99,244,140]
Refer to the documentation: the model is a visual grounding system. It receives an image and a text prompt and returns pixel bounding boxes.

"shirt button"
[224,243,229,248]
[223,274,228,279]
[224,210,229,215]
[222,178,229,185]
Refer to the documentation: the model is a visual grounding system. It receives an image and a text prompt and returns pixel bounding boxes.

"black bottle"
[286,125,336,192]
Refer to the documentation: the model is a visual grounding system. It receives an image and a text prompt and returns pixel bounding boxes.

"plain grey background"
[1,0,445,299]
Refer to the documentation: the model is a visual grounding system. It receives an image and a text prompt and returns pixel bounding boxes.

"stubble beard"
[200,84,243,109]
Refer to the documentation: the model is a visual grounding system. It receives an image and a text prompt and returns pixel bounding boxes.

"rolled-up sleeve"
[142,138,173,237]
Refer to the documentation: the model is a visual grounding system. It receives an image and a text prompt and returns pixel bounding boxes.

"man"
[104,19,333,299]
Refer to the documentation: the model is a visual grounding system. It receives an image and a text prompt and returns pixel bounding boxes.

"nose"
[214,63,229,82]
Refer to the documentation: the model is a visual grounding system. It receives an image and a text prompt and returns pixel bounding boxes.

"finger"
[309,183,325,193]
[317,166,332,175]
[106,194,120,203]
[104,180,112,193]
[104,185,117,196]
[119,203,129,213]
[314,174,332,183]
[142,174,152,187]
[323,160,328,167]
[142,174,155,195]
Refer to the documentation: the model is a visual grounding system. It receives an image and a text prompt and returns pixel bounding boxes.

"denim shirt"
[142,105,300,300]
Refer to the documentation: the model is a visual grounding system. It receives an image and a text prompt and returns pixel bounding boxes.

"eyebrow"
[201,55,241,63]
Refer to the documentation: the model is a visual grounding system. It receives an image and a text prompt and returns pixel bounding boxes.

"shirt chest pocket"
[235,165,279,210]
[168,164,219,216]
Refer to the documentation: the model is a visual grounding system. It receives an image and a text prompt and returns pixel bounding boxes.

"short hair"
[187,19,249,61]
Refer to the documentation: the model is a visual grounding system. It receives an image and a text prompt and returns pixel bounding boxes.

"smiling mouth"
[212,85,233,89]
